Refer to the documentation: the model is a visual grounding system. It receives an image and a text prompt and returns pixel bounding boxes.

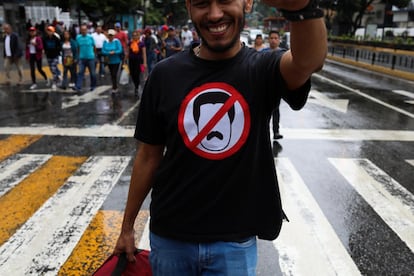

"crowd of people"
[3,20,201,95]
[3,17,284,136]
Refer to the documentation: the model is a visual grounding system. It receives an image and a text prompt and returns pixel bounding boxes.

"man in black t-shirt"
[114,0,327,275]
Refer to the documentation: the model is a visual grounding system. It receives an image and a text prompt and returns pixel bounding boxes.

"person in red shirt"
[114,22,128,63]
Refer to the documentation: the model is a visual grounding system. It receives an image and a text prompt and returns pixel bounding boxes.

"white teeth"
[209,25,227,33]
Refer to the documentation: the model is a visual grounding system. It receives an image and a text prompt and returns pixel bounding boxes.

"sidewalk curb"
[326,55,414,82]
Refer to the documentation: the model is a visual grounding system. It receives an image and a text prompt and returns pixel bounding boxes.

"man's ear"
[244,0,254,13]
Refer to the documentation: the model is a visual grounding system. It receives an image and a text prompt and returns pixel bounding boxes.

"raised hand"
[260,0,311,11]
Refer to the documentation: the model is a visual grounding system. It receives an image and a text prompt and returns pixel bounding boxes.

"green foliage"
[145,6,164,26]
[47,0,189,27]
[48,0,143,24]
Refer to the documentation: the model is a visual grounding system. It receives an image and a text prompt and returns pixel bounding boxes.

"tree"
[153,0,188,26]
[48,0,189,27]
[48,0,141,25]
[320,0,411,36]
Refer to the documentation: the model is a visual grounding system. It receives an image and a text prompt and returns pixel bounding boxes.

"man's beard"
[193,12,245,53]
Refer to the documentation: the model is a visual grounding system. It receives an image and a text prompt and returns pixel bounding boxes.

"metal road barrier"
[328,42,414,74]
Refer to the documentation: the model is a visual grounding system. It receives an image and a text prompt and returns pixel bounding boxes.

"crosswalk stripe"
[0,154,52,197]
[0,135,42,162]
[59,209,149,276]
[406,160,414,166]
[274,158,361,276]
[314,73,414,118]
[329,158,414,253]
[62,85,112,109]
[0,155,86,246]
[1,126,413,141]
[392,90,414,99]
[138,216,151,251]
[0,156,130,275]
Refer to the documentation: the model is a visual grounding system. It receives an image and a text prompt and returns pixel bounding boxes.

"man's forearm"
[290,17,327,75]
[120,144,163,233]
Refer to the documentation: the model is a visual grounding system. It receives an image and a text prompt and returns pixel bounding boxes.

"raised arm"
[265,0,327,90]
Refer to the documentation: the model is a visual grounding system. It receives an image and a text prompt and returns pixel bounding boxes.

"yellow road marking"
[59,210,149,276]
[0,155,87,246]
[0,135,42,162]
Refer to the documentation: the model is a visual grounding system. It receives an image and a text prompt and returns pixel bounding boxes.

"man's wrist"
[280,0,324,22]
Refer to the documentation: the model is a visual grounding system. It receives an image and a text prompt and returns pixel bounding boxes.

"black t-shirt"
[135,45,311,242]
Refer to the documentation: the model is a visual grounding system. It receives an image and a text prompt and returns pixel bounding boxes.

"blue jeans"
[47,57,61,83]
[76,58,96,90]
[62,63,77,88]
[149,232,257,276]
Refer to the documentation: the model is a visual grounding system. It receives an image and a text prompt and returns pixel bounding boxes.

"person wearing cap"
[102,29,123,94]
[74,23,97,92]
[42,25,62,91]
[157,25,169,59]
[143,28,158,74]
[114,0,327,274]
[2,23,23,86]
[114,22,128,63]
[164,26,182,58]
[25,27,48,90]
[181,25,193,51]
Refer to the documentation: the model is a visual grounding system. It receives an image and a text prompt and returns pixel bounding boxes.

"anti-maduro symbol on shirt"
[178,82,251,160]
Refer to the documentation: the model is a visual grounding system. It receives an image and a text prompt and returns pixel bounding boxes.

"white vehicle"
[245,28,264,44]
[240,34,249,46]
[281,32,290,49]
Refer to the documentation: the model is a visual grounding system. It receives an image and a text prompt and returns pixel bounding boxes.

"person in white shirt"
[92,26,108,77]
[2,24,23,85]
[181,25,193,51]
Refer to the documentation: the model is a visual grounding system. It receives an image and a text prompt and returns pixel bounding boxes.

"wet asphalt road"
[0,59,413,275]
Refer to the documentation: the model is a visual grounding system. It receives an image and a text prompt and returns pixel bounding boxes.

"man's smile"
[208,24,229,34]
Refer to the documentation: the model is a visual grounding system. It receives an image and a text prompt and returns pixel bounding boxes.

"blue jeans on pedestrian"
[47,57,61,83]
[96,49,105,76]
[149,232,257,276]
[76,58,96,90]
[62,63,77,88]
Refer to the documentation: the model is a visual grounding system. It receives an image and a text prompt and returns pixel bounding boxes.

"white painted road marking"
[308,89,349,113]
[62,85,112,109]
[0,126,413,141]
[20,88,77,93]
[281,128,414,141]
[329,158,414,253]
[392,90,414,98]
[0,125,136,137]
[114,99,141,125]
[0,154,52,197]
[314,73,414,118]
[406,160,414,166]
[0,155,131,275]
[274,158,361,276]
[392,90,414,105]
